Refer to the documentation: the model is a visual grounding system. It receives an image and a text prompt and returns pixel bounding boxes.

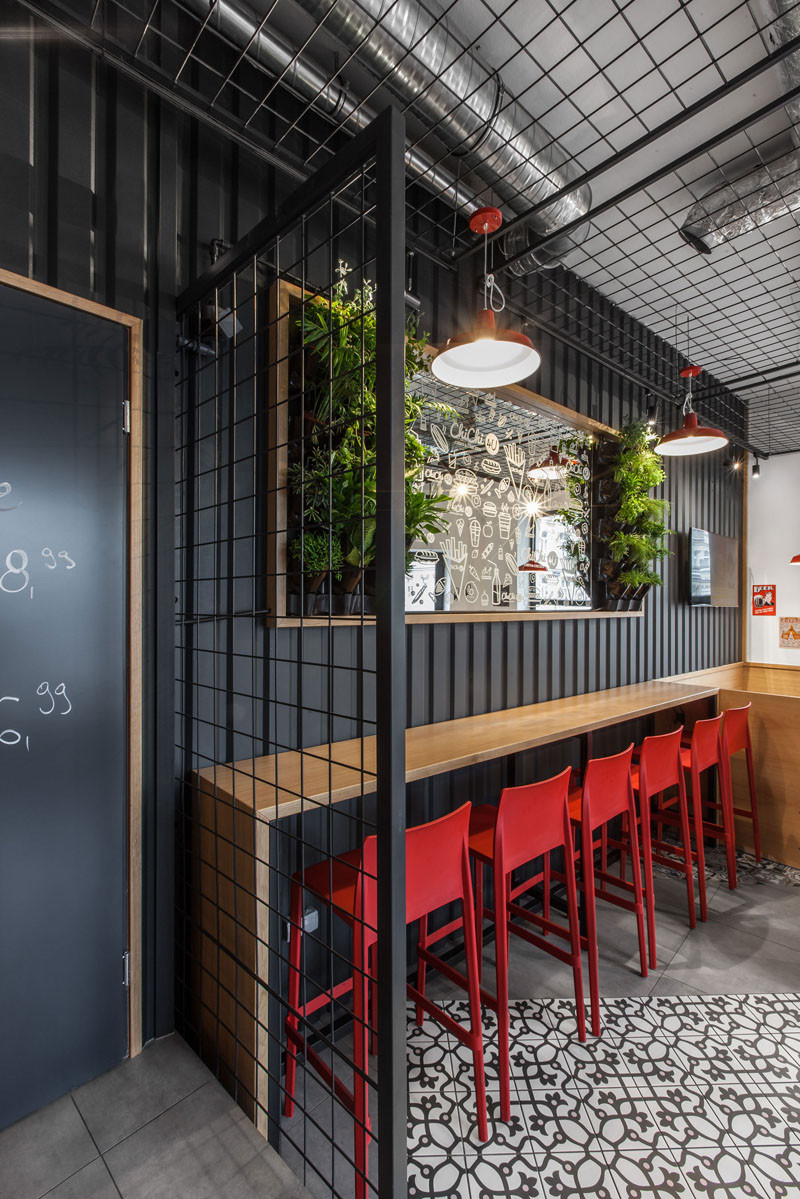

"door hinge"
[122,950,130,988]
[122,399,131,435]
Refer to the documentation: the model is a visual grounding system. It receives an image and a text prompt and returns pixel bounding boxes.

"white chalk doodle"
[0,482,21,512]
[502,441,527,500]
[441,537,468,601]
[430,424,449,454]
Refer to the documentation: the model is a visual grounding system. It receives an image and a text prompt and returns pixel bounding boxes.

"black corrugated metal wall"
[0,0,742,1048]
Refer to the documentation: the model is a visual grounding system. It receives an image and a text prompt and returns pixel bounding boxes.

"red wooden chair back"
[639,726,683,798]
[582,744,635,829]
[494,766,572,874]
[722,703,752,756]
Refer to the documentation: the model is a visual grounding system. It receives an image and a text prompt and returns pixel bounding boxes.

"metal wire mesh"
[174,138,400,1198]
[21,0,798,448]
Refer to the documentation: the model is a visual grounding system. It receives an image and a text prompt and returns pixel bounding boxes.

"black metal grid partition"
[174,107,407,1199]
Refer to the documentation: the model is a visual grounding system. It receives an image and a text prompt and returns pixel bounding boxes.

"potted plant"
[289,531,344,615]
[599,421,671,610]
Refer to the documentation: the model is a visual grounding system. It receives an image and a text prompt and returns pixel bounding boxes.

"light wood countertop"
[193,678,719,821]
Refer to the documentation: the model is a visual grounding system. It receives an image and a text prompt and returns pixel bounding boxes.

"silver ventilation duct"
[680,0,800,254]
[759,0,800,138]
[186,0,591,271]
[680,148,800,254]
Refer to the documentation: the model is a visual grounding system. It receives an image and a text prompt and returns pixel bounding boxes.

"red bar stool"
[460,766,584,1122]
[283,803,487,1199]
[680,713,737,920]
[568,744,649,1037]
[629,727,696,969]
[721,702,761,863]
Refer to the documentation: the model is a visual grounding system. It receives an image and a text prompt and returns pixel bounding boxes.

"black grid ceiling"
[27,0,800,453]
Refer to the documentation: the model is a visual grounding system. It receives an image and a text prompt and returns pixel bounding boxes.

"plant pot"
[628,584,651,611]
[349,591,375,616]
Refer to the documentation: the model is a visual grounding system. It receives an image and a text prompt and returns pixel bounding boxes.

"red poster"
[752,584,776,616]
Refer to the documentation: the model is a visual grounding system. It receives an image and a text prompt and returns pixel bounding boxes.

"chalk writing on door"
[0,683,74,750]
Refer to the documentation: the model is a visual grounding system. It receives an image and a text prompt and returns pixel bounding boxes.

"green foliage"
[608,421,671,589]
[618,567,663,589]
[292,263,451,575]
[290,531,344,580]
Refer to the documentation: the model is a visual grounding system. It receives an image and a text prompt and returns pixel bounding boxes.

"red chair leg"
[719,758,738,889]
[284,880,303,1119]
[746,744,761,862]
[542,851,550,936]
[370,946,378,1056]
[493,859,511,1124]
[564,838,586,1042]
[627,806,648,979]
[474,860,484,982]
[416,913,428,1027]
[690,764,708,922]
[638,794,658,970]
[462,890,489,1138]
[677,775,697,929]
[581,823,601,1038]
[618,812,628,880]
[352,932,371,1199]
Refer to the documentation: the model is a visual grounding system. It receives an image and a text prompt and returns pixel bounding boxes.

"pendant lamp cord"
[482,223,505,313]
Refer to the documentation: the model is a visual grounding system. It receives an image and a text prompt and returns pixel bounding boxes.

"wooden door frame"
[0,267,144,1057]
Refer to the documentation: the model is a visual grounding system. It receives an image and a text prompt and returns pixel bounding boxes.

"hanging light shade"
[528,448,568,480]
[431,207,541,389]
[791,554,800,565]
[655,364,728,457]
[432,309,541,388]
[519,556,547,572]
[656,411,729,456]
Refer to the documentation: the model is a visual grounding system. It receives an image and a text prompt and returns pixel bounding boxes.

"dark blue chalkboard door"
[0,282,129,1128]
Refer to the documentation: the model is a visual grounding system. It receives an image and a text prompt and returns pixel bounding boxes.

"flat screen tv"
[688,528,739,607]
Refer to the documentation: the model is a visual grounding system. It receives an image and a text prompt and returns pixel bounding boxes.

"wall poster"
[752,584,776,616]
[405,379,593,613]
[779,617,800,648]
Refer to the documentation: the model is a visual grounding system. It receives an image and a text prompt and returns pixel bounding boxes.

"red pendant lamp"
[519,556,547,572]
[791,555,800,565]
[431,207,541,388]
[656,365,728,457]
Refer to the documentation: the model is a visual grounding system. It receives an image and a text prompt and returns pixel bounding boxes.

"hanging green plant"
[290,263,451,586]
[608,421,672,591]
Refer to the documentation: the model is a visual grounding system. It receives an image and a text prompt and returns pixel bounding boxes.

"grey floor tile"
[647,972,709,997]
[707,882,800,953]
[42,1158,120,1199]
[0,1095,98,1199]
[104,1081,307,1199]
[661,920,800,995]
[73,1034,212,1153]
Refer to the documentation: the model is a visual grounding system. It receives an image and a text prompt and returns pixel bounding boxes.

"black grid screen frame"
[174,107,408,1199]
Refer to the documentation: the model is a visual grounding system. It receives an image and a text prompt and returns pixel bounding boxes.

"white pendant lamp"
[655,365,728,457]
[431,207,541,389]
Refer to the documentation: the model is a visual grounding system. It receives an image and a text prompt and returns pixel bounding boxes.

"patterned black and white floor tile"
[406,993,800,1198]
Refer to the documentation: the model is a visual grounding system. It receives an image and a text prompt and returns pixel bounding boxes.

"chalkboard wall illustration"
[405,380,593,613]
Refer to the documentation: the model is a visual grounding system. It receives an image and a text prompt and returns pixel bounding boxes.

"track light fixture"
[752,457,761,479]
[431,207,541,389]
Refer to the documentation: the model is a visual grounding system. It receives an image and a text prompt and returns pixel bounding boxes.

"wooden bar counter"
[187,675,720,1133]
[187,664,800,1134]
